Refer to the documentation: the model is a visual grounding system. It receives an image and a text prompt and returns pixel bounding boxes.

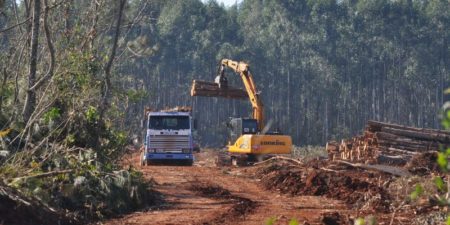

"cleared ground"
[104,149,432,225]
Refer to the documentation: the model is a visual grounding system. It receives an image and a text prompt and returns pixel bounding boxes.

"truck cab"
[141,109,195,166]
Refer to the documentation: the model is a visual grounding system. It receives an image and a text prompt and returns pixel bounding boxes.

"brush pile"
[327,120,450,165]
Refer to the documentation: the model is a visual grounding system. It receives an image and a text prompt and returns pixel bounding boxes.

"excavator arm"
[216,59,264,131]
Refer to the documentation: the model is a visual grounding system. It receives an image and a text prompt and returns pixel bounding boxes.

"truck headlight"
[182,148,190,153]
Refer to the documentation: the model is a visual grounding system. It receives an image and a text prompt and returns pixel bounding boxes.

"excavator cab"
[227,118,258,144]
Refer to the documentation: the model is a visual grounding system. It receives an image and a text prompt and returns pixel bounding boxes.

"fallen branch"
[335,160,411,176]
[319,167,342,173]
[253,156,303,166]
[13,169,74,180]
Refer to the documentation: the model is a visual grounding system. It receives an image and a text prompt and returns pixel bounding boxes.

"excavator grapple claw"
[214,64,228,89]
[214,74,228,89]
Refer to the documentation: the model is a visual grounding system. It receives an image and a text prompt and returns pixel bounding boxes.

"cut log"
[379,147,421,155]
[368,120,450,135]
[335,160,411,176]
[190,80,248,99]
[327,120,450,166]
[376,154,409,166]
[375,132,439,147]
[381,127,450,143]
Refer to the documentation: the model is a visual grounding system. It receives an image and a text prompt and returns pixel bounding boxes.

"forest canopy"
[0,0,449,148]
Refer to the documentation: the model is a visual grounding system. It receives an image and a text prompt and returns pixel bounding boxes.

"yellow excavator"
[191,59,292,163]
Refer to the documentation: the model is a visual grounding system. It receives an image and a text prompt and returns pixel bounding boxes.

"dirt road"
[105,150,353,225]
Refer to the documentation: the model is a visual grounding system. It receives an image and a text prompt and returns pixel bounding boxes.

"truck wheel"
[185,159,194,166]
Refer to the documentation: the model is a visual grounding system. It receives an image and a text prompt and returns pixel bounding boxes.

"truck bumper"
[144,153,193,161]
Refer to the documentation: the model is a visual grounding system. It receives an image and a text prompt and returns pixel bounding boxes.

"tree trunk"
[100,0,126,118]
[22,0,40,123]
[0,67,8,112]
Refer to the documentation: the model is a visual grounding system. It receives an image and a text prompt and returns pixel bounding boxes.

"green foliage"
[64,134,76,145]
[444,111,450,129]
[288,218,299,225]
[264,217,300,225]
[292,145,327,160]
[354,216,377,225]
[85,106,100,123]
[265,217,276,225]
[435,177,447,193]
[58,51,101,93]
[126,89,149,103]
[436,94,450,172]
[1,144,152,221]
[354,218,365,225]
[438,152,448,172]
[43,107,61,124]
[0,82,13,102]
[100,129,128,160]
[410,184,424,201]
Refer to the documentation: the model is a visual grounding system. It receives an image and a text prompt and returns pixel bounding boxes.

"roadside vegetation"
[291,145,327,161]
[0,0,155,223]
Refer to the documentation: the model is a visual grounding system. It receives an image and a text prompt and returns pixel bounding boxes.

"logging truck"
[140,107,195,166]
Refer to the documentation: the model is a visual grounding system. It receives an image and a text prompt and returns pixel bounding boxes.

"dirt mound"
[406,152,440,175]
[224,198,256,219]
[190,182,257,225]
[257,162,391,212]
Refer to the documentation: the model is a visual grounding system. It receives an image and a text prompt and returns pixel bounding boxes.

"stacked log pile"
[327,120,450,165]
[190,80,248,99]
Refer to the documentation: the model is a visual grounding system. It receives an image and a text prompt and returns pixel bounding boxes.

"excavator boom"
[216,59,264,131]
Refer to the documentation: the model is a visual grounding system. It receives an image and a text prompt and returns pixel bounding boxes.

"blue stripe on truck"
[145,153,193,160]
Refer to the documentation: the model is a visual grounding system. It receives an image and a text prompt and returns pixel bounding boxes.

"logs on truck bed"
[190,80,248,99]
[327,120,449,166]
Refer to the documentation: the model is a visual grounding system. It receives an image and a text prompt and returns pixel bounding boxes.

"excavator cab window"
[228,118,258,144]
[242,119,258,134]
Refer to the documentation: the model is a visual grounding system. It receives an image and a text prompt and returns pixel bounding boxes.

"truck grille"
[148,135,190,150]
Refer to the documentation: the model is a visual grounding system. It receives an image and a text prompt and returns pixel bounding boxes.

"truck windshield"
[149,116,190,130]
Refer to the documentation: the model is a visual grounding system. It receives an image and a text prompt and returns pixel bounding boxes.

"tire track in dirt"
[189,183,257,225]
